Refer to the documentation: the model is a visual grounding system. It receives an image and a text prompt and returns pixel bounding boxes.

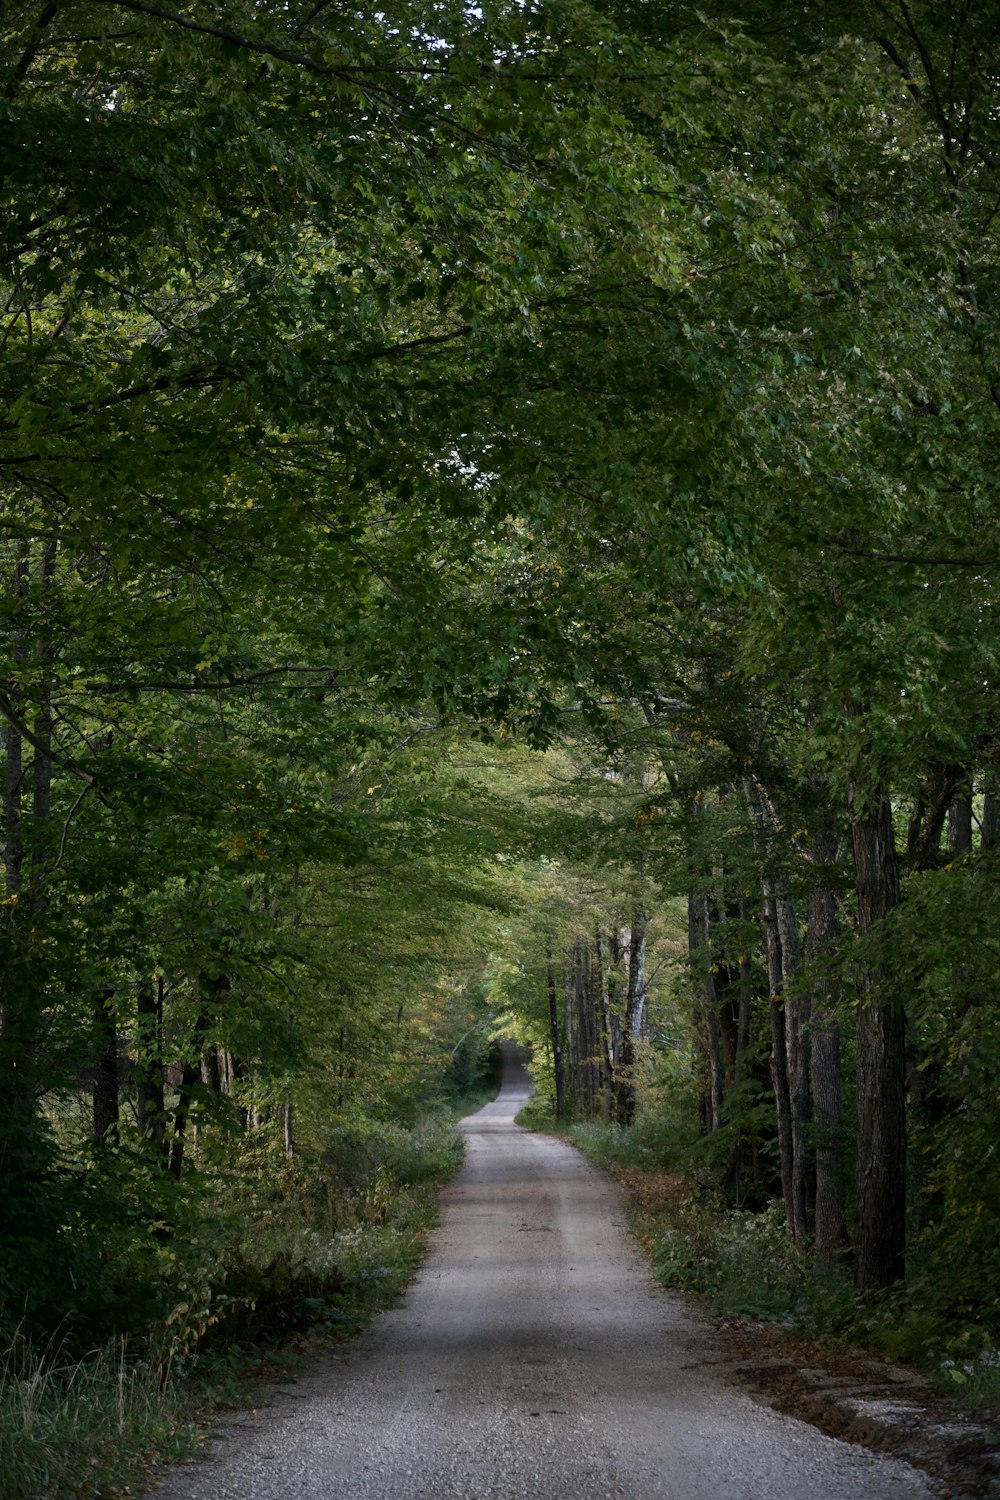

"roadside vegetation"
[518,1093,1000,1418]
[1,1055,498,1500]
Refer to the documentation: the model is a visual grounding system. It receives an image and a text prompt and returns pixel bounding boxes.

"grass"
[0,1335,198,1500]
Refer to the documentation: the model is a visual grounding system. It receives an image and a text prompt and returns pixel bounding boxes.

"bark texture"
[806,887,846,1260]
[850,789,906,1289]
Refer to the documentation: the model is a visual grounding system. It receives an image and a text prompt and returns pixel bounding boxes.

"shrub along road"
[144,1051,931,1500]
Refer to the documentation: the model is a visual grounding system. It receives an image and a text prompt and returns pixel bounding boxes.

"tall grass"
[0,1335,194,1500]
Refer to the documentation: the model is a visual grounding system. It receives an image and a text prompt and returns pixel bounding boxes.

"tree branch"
[98,0,435,82]
[830,540,999,568]
[4,0,60,102]
[64,367,225,416]
[52,781,95,871]
[60,664,343,694]
[0,690,94,784]
[876,29,1000,184]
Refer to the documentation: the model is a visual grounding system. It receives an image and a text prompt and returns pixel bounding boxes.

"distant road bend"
[147,1046,931,1500]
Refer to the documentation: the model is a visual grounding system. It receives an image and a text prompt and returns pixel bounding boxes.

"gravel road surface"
[146,1051,934,1500]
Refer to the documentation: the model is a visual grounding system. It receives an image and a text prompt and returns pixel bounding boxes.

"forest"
[2,0,1000,1490]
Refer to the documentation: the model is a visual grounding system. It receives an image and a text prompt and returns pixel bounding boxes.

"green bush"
[648,1197,807,1318]
[0,1125,195,1355]
[565,1116,703,1177]
[515,1091,557,1130]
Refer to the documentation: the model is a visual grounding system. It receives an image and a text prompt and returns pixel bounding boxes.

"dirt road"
[147,1054,933,1500]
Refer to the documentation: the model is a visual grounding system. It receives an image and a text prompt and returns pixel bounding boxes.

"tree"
[5,0,1000,1351]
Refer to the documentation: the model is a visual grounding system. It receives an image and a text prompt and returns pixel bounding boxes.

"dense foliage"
[3,0,1000,1474]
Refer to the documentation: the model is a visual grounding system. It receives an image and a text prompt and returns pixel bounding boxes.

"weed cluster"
[650,1198,806,1319]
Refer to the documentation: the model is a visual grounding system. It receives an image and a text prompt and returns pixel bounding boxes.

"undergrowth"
[0,1101,481,1500]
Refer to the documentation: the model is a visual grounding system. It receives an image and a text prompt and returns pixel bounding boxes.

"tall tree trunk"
[615,1017,636,1126]
[689,888,725,1131]
[806,887,846,1261]
[598,930,618,1116]
[29,542,56,908]
[626,910,649,1041]
[135,976,167,1158]
[545,949,566,1121]
[589,933,611,1117]
[202,1048,223,1095]
[2,716,23,901]
[906,762,960,872]
[1,543,34,1144]
[777,891,809,1245]
[596,929,617,1080]
[904,770,964,1123]
[707,1001,725,1134]
[572,942,587,1115]
[564,949,579,1117]
[981,773,999,852]
[721,928,756,1205]
[763,884,795,1228]
[850,787,906,1289]
[948,783,974,856]
[169,1057,202,1179]
[3,540,29,901]
[335,1028,345,1111]
[613,911,647,1126]
[687,891,712,1132]
[92,989,120,1144]
[746,779,801,1229]
[584,942,603,1115]
[169,1010,210,1180]
[283,869,300,1158]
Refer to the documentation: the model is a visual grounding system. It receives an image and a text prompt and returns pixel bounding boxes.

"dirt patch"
[717,1318,1000,1498]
